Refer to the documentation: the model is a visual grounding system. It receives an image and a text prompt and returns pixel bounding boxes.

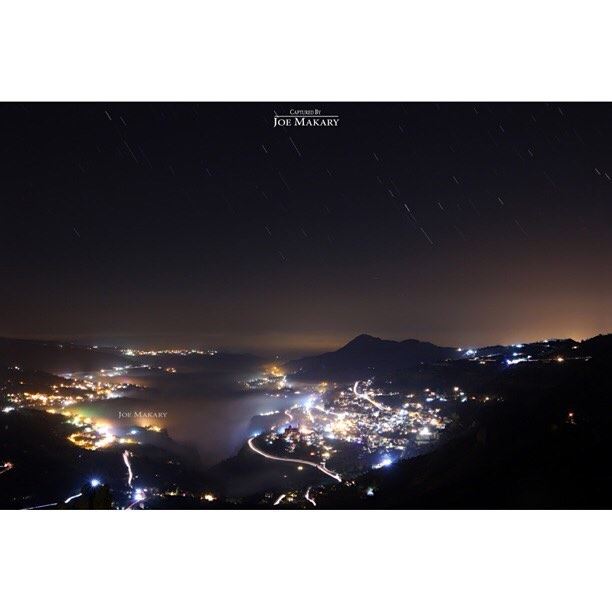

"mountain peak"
[343,334,382,348]
[287,334,457,381]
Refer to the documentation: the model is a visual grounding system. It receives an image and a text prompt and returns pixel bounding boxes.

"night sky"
[2,102,612,356]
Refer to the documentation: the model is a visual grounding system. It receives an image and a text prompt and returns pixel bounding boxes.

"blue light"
[303,395,316,410]
[373,456,393,469]
[90,478,101,488]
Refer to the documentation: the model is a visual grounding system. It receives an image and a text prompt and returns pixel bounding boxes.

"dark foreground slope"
[0,408,212,509]
[316,344,612,508]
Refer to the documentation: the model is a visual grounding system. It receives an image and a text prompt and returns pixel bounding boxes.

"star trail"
[1,102,611,354]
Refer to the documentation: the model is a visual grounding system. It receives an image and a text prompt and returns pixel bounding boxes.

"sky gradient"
[2,102,611,356]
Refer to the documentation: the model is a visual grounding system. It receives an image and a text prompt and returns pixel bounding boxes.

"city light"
[372,456,393,469]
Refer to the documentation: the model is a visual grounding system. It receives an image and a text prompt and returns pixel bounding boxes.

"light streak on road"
[273,494,286,506]
[23,502,58,510]
[0,461,14,476]
[305,487,316,507]
[64,492,82,504]
[248,437,342,482]
[126,487,146,509]
[282,409,293,428]
[353,381,386,410]
[123,450,134,488]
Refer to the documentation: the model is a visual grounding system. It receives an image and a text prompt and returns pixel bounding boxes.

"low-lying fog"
[77,360,296,466]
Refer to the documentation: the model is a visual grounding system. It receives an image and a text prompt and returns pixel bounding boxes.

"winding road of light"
[126,498,143,509]
[0,461,13,477]
[23,502,58,510]
[64,492,82,504]
[248,437,342,482]
[126,489,146,510]
[353,381,386,410]
[304,486,317,507]
[122,450,134,488]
